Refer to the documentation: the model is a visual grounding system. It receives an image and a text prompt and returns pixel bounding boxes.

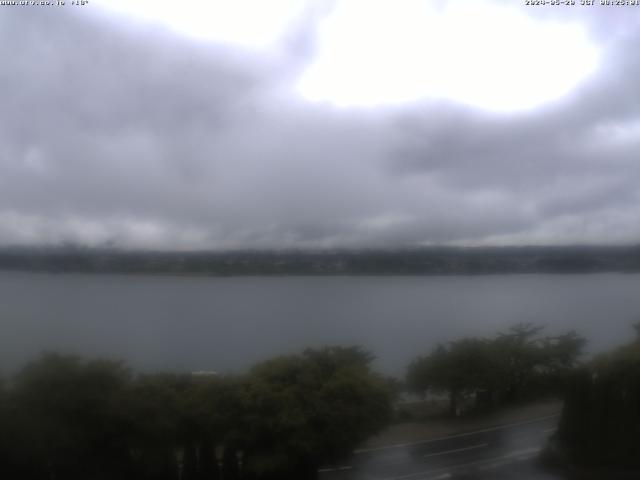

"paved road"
[319,415,567,480]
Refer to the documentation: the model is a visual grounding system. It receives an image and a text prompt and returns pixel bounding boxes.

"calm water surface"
[1,271,639,376]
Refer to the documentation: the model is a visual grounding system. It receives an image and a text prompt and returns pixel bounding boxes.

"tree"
[9,353,133,480]
[0,373,11,473]
[407,338,496,415]
[2,347,393,480]
[407,324,587,415]
[556,324,640,469]
[493,323,546,401]
[541,331,586,370]
[239,346,392,479]
[495,324,585,400]
[123,373,191,480]
[179,374,246,480]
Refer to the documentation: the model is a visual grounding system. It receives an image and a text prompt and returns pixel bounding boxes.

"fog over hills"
[1,245,639,276]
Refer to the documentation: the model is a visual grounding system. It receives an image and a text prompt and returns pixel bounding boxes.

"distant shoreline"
[2,268,640,279]
[1,245,639,277]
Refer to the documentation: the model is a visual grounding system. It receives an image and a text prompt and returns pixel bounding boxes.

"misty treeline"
[406,324,586,416]
[2,245,640,275]
[0,325,588,480]
[0,347,392,480]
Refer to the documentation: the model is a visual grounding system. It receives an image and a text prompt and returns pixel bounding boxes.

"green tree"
[0,373,11,473]
[495,324,585,400]
[240,346,392,479]
[10,353,133,480]
[557,324,640,469]
[407,324,586,415]
[2,347,394,480]
[179,374,246,479]
[493,323,546,401]
[407,338,496,415]
[124,373,190,479]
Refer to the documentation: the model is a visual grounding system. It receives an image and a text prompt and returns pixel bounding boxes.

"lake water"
[1,271,639,377]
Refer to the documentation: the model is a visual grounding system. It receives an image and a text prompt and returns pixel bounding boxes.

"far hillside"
[1,245,640,276]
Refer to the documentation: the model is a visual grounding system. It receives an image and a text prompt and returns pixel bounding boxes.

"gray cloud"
[0,4,639,249]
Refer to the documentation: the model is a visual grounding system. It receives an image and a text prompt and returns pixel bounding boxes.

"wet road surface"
[319,415,567,480]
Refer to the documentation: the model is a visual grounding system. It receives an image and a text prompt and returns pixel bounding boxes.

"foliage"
[0,347,392,480]
[240,346,392,479]
[407,338,497,415]
[7,353,132,479]
[557,324,640,469]
[407,324,586,415]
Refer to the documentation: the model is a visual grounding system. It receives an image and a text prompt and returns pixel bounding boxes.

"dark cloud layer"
[1,4,639,249]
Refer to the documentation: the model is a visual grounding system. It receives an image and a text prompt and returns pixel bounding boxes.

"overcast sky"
[1,0,639,250]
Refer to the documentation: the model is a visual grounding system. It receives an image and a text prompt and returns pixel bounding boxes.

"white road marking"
[510,426,555,444]
[426,474,452,480]
[318,465,353,473]
[483,460,509,470]
[354,414,559,454]
[423,443,488,459]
